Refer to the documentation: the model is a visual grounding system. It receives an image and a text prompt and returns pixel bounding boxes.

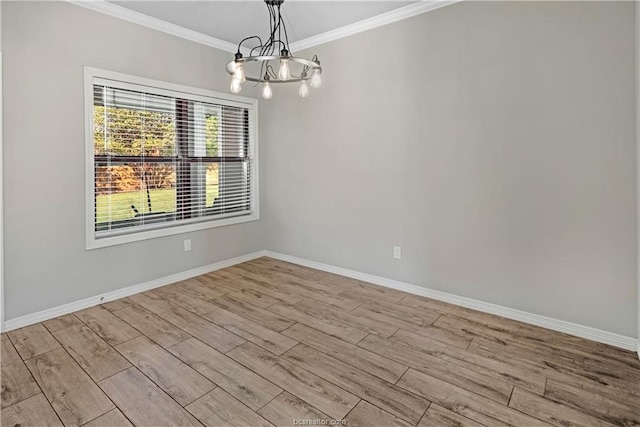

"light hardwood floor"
[1,257,639,426]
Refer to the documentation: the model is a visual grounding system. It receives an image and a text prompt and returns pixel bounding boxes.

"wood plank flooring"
[1,257,639,427]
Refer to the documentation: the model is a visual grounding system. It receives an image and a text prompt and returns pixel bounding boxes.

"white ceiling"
[110,1,417,48]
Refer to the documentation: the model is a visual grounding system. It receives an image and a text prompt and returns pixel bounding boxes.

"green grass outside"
[96,185,219,223]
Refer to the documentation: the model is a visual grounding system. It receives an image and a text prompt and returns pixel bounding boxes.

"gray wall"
[263,1,638,337]
[2,1,264,319]
[637,1,640,345]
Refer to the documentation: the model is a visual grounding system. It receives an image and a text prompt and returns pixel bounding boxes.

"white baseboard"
[264,251,639,352]
[3,251,266,332]
[5,248,638,358]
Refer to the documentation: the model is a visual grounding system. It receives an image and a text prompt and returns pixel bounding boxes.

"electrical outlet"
[393,246,401,259]
[184,239,192,252]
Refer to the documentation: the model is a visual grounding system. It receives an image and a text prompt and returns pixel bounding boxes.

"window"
[85,68,258,249]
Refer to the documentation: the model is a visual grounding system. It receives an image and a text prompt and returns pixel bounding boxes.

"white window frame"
[84,67,259,250]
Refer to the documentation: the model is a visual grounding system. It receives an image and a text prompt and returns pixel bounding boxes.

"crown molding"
[289,0,463,52]
[68,0,241,54]
[69,0,461,57]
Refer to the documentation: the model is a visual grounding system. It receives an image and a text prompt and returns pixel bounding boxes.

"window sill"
[86,212,259,250]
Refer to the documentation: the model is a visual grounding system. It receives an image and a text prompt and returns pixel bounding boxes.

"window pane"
[190,102,220,158]
[183,162,221,217]
[94,87,176,157]
[206,163,219,207]
[180,161,249,218]
[220,106,247,158]
[95,163,177,231]
[206,114,219,157]
[216,161,251,214]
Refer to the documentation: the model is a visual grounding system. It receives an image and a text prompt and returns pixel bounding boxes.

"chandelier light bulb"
[233,62,246,83]
[230,78,242,94]
[299,80,309,98]
[262,81,273,100]
[278,58,290,81]
[310,69,322,88]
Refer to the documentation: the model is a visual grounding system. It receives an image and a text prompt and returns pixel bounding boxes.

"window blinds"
[91,78,255,239]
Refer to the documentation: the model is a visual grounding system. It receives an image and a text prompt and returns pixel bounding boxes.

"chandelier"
[226,0,322,99]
